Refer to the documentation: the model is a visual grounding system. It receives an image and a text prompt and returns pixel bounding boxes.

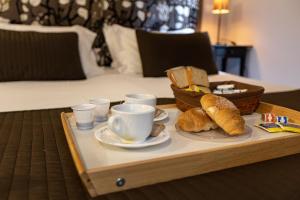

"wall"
[201,0,300,88]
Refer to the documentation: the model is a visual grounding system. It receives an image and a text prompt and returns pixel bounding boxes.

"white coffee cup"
[125,93,157,107]
[89,98,110,122]
[108,104,155,143]
[72,104,96,130]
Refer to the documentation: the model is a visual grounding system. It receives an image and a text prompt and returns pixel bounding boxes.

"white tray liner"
[68,108,294,170]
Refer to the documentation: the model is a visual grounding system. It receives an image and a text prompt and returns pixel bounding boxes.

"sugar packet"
[256,123,283,133]
[278,123,300,133]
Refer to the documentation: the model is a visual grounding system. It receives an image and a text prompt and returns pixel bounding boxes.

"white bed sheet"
[0,69,294,112]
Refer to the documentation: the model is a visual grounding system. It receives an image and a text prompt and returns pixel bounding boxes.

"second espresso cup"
[72,104,96,130]
[89,98,110,122]
[125,93,157,107]
[108,104,155,143]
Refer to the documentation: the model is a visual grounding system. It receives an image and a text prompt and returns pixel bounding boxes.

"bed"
[0,0,293,114]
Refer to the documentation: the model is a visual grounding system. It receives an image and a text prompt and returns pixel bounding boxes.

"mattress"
[0,69,294,112]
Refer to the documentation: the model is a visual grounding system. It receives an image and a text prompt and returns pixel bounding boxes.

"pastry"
[200,94,245,135]
[177,107,218,132]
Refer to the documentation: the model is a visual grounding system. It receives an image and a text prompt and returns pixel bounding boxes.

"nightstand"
[213,45,252,76]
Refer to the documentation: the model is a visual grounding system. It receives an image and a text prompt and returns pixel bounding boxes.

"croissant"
[177,108,218,132]
[200,94,245,135]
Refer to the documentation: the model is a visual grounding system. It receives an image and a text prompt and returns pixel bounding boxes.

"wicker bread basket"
[171,81,265,115]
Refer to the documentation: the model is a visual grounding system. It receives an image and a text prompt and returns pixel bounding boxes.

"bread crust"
[200,94,245,135]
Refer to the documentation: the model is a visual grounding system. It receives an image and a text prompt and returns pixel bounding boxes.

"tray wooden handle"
[61,113,97,197]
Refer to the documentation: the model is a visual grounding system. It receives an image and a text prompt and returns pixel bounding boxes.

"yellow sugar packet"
[278,123,300,133]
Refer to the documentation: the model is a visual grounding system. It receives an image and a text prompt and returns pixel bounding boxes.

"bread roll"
[177,108,218,132]
[166,67,189,88]
[186,66,209,87]
[200,94,245,135]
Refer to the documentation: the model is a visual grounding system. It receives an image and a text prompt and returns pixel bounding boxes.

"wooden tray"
[61,103,300,197]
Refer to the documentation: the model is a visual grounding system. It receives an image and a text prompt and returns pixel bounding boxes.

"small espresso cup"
[125,93,157,107]
[89,98,110,122]
[72,104,96,130]
[108,104,155,143]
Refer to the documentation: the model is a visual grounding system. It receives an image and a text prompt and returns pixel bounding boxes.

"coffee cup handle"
[108,115,123,135]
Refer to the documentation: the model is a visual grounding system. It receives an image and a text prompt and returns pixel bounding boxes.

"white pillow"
[103,24,122,69]
[103,24,196,74]
[0,23,103,78]
[103,24,142,74]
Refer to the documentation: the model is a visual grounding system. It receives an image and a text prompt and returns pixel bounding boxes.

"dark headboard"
[0,0,202,66]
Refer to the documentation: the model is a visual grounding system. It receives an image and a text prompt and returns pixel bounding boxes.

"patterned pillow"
[0,0,201,66]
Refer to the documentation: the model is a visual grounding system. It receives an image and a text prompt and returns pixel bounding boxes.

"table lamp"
[212,0,230,45]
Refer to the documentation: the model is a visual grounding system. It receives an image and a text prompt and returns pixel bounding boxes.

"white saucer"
[95,126,171,149]
[154,110,168,122]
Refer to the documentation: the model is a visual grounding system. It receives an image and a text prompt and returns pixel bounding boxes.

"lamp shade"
[212,0,230,14]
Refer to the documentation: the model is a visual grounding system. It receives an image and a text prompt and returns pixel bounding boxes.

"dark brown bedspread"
[1,91,300,200]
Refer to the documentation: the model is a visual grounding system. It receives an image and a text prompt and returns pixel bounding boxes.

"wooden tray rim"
[61,111,98,196]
